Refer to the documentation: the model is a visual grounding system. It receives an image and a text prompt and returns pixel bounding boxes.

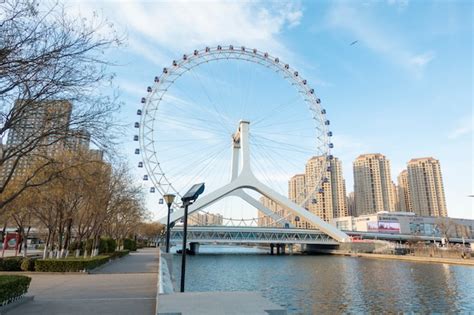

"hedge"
[35,256,110,272]
[0,275,31,306]
[123,239,137,251]
[0,257,23,271]
[20,258,36,272]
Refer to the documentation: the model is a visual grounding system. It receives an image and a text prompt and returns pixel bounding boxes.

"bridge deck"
[168,226,339,245]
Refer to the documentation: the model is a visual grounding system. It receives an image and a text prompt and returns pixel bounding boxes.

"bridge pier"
[281,244,285,255]
[270,243,274,255]
[190,242,200,254]
[276,244,281,255]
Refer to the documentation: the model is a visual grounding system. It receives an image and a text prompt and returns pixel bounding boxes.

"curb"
[0,296,34,314]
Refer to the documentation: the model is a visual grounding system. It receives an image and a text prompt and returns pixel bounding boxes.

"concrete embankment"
[345,252,474,266]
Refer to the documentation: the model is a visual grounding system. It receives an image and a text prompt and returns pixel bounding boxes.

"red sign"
[3,233,20,250]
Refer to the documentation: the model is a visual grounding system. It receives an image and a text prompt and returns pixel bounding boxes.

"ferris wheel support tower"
[160,120,350,243]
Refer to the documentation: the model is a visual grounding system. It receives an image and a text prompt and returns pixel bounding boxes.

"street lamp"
[180,183,205,293]
[163,194,176,253]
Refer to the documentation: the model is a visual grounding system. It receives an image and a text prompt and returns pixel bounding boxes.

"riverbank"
[332,251,474,266]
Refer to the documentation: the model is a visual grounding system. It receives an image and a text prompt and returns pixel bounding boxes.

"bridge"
[166,226,339,246]
[163,226,474,252]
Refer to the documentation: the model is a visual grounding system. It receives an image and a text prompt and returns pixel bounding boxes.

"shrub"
[84,239,94,254]
[123,239,137,251]
[98,238,108,254]
[0,275,31,306]
[20,258,36,272]
[106,238,117,253]
[35,256,110,272]
[0,257,24,271]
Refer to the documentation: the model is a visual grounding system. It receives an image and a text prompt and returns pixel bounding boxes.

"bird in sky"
[350,40,358,46]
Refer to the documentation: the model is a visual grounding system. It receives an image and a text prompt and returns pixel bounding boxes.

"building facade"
[1,100,73,182]
[330,212,472,239]
[257,195,288,227]
[353,153,396,216]
[330,158,348,218]
[305,156,334,223]
[347,192,355,216]
[397,169,412,212]
[190,212,224,226]
[407,157,447,217]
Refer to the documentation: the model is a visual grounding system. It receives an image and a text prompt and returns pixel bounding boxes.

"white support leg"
[158,120,349,243]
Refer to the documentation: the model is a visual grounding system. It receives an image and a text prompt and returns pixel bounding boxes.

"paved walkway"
[8,248,159,315]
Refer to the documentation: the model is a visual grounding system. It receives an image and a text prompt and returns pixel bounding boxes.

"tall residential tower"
[353,153,396,215]
[407,157,447,217]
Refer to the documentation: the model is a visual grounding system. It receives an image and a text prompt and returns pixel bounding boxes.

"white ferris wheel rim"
[137,45,333,219]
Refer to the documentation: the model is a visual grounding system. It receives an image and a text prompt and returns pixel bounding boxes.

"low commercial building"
[330,212,473,239]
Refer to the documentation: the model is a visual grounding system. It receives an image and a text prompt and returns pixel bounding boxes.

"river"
[171,245,474,314]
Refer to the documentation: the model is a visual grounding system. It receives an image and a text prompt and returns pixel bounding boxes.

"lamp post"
[163,194,176,253]
[180,183,205,293]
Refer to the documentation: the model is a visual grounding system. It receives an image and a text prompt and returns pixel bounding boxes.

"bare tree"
[0,0,123,211]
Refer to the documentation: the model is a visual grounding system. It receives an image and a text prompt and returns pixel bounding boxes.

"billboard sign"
[367,221,400,233]
[378,221,400,233]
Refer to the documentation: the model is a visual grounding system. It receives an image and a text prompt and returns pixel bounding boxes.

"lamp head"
[163,194,176,207]
[181,183,205,203]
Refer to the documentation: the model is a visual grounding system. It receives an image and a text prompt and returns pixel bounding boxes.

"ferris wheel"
[134,45,333,227]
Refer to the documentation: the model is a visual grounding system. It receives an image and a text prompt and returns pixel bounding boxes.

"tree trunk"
[43,230,52,259]
[23,226,31,257]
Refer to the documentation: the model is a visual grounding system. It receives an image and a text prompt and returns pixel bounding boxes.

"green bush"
[106,238,116,253]
[0,275,31,306]
[84,239,94,254]
[0,257,24,271]
[123,239,137,251]
[35,256,110,272]
[20,258,36,272]
[98,239,108,254]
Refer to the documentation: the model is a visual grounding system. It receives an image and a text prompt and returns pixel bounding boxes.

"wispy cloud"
[67,1,303,64]
[325,3,434,75]
[448,116,473,139]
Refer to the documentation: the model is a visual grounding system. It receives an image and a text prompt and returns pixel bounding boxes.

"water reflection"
[171,245,474,314]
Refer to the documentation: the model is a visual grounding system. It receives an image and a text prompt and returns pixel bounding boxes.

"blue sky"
[67,0,473,220]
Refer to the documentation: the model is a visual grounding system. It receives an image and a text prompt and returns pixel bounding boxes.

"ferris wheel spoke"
[188,67,234,134]
[170,79,233,135]
[252,95,302,126]
[165,144,228,181]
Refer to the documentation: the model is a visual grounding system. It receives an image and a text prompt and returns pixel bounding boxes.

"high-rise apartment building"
[353,153,396,216]
[1,100,98,185]
[407,157,447,217]
[257,195,288,227]
[1,100,73,181]
[330,158,348,218]
[306,156,334,223]
[288,174,306,205]
[347,192,355,216]
[67,129,91,151]
[190,212,223,226]
[397,169,412,212]
[287,174,307,228]
[257,156,348,228]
